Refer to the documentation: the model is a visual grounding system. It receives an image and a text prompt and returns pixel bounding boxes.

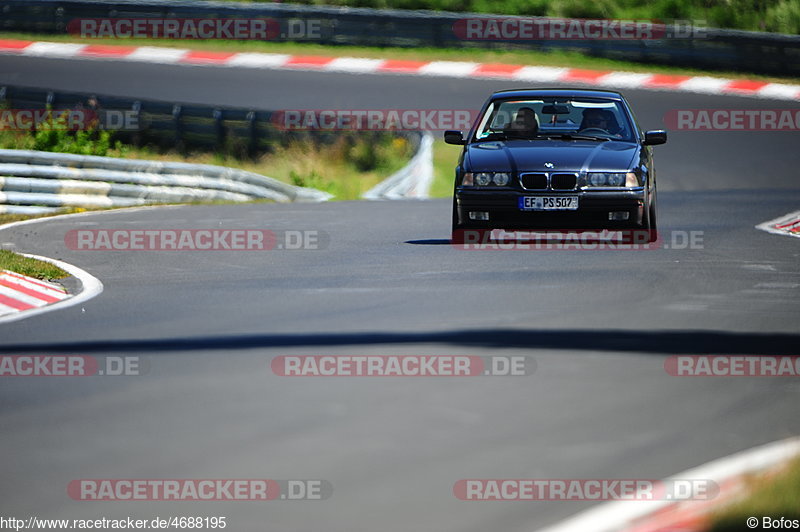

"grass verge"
[431,139,460,198]
[0,249,69,280]
[106,136,414,201]
[1,31,798,84]
[707,456,800,531]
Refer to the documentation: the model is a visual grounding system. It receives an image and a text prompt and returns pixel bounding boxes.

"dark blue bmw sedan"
[445,88,666,243]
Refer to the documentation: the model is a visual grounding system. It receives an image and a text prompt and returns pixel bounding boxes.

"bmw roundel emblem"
[544,162,555,168]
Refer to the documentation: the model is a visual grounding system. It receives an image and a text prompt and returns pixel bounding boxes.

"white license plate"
[519,196,579,211]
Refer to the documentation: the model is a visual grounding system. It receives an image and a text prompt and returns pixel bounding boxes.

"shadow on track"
[0,329,796,355]
[405,239,451,245]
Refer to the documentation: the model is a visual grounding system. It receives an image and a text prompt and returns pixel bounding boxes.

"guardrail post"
[172,104,184,153]
[247,111,257,158]
[54,6,66,33]
[213,109,225,151]
[131,101,142,147]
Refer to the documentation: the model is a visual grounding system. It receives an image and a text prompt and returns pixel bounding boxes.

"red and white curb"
[535,436,800,532]
[1,39,799,101]
[756,210,800,239]
[0,269,68,316]
[0,250,103,324]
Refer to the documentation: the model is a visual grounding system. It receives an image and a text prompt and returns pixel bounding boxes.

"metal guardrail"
[0,85,343,155]
[0,84,421,156]
[0,148,333,211]
[0,0,798,76]
[0,85,430,209]
[0,85,339,208]
[363,132,433,200]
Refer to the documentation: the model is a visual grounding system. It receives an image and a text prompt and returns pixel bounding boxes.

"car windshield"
[474,97,635,142]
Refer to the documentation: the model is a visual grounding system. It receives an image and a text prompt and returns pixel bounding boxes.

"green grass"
[0,213,51,226]
[208,0,800,34]
[0,206,95,227]
[2,31,798,83]
[708,456,800,531]
[431,139,460,198]
[0,249,68,280]
[121,135,413,201]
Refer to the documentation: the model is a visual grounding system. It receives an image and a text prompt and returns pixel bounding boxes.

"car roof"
[489,88,625,101]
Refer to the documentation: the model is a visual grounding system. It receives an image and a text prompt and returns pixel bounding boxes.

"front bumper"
[455,188,648,230]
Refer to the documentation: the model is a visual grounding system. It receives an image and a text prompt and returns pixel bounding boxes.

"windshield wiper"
[541,133,609,142]
[480,132,549,141]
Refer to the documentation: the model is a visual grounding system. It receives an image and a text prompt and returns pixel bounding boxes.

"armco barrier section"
[0,85,329,154]
[0,0,798,76]
[363,132,433,200]
[0,85,421,163]
[0,85,431,209]
[0,148,332,210]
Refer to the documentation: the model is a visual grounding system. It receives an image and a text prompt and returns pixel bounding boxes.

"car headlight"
[492,172,510,186]
[589,172,608,186]
[607,173,625,186]
[586,172,638,187]
[475,172,492,186]
[461,172,512,187]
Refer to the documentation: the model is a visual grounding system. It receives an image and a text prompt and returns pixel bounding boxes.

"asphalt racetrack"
[0,54,799,531]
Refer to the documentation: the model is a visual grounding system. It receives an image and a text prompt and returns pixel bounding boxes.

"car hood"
[465,140,639,173]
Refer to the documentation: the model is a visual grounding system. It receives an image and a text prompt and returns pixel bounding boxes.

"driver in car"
[580,109,625,137]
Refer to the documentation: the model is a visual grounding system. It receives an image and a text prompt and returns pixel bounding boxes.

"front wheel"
[451,194,464,243]
[645,201,657,243]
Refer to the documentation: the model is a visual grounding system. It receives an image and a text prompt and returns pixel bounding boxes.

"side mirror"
[643,130,667,146]
[444,130,465,145]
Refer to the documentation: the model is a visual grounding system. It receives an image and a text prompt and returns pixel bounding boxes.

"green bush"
[234,0,799,33]
[289,169,336,192]
[0,109,128,156]
[553,0,618,19]
[765,0,800,33]
[653,0,696,21]
[346,133,410,172]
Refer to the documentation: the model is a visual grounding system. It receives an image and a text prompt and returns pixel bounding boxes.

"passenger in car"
[504,107,540,138]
